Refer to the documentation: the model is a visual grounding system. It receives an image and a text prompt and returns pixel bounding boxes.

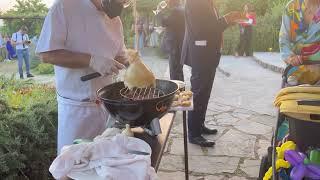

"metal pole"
[183,110,189,180]
[133,0,139,50]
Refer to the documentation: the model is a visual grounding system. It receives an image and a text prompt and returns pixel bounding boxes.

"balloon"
[276,141,297,159]
[290,163,306,180]
[305,164,320,179]
[263,159,291,180]
[284,150,320,180]
[284,150,306,166]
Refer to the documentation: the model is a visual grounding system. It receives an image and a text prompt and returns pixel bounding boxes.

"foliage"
[36,63,54,75]
[1,0,48,37]
[0,75,57,179]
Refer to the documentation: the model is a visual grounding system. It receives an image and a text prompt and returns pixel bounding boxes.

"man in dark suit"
[181,0,243,147]
[161,0,185,81]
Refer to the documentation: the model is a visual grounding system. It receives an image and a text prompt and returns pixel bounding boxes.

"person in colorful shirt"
[279,0,320,85]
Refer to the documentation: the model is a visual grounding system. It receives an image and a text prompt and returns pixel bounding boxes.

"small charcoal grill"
[97,79,178,135]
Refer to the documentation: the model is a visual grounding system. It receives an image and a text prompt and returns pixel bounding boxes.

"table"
[134,113,176,171]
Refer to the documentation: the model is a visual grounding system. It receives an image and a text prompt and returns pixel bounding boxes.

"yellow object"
[263,141,295,180]
[290,65,320,85]
[274,86,320,121]
[276,141,297,159]
[275,86,320,98]
[263,159,291,180]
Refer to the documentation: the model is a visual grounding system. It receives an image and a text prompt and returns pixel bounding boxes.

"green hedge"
[0,76,57,179]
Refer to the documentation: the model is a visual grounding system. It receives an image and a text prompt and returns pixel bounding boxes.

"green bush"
[0,75,57,179]
[36,63,54,75]
[29,45,41,70]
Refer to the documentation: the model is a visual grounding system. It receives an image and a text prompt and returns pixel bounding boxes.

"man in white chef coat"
[36,0,130,154]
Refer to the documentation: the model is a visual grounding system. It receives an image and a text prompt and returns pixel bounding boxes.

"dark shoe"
[27,74,34,78]
[189,136,215,147]
[20,75,24,79]
[201,126,218,135]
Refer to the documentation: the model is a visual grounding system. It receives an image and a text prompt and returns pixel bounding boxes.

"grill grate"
[120,87,165,100]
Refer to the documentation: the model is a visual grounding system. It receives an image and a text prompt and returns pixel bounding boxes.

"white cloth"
[12,31,29,50]
[36,0,126,101]
[49,134,158,180]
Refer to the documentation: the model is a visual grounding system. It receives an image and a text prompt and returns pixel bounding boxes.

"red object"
[240,12,256,27]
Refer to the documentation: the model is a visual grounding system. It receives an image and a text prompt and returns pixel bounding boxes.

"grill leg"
[183,111,189,180]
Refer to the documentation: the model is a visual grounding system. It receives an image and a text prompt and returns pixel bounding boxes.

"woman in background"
[5,35,16,60]
[236,4,256,57]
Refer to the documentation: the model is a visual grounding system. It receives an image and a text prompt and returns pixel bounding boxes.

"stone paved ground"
[141,51,281,180]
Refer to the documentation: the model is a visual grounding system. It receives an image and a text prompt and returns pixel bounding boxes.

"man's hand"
[285,55,303,66]
[115,55,129,68]
[89,55,126,76]
[223,11,245,25]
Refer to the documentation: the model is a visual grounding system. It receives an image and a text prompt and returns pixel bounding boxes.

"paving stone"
[172,123,183,135]
[234,119,273,136]
[204,175,249,180]
[207,129,256,158]
[170,138,205,156]
[157,171,201,180]
[240,159,261,178]
[215,113,240,126]
[205,115,216,122]
[232,109,254,120]
[159,155,184,171]
[207,102,233,113]
[206,109,221,116]
[257,139,271,159]
[170,125,227,156]
[249,114,276,128]
[189,156,240,174]
[202,125,227,142]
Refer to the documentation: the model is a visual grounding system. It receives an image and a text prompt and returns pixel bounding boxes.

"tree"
[1,0,48,37]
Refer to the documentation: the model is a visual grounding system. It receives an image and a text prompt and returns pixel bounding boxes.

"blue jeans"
[16,49,30,76]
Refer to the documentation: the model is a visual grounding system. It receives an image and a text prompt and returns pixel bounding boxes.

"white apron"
[57,95,109,154]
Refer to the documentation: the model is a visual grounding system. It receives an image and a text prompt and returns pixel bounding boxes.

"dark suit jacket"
[181,0,228,67]
[161,6,185,54]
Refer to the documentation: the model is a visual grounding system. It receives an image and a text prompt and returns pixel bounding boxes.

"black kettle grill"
[96,79,179,135]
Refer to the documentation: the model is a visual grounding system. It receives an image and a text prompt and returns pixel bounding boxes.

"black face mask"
[101,0,123,19]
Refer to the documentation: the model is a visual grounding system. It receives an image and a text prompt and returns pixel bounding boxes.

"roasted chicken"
[124,49,156,89]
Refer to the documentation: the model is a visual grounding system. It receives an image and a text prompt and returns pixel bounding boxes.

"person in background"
[133,18,146,52]
[0,33,6,61]
[279,0,320,86]
[236,4,256,57]
[181,0,244,147]
[161,0,185,81]
[5,35,16,60]
[11,26,34,79]
[149,23,159,48]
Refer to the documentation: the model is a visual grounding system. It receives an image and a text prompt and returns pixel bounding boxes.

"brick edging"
[252,56,284,73]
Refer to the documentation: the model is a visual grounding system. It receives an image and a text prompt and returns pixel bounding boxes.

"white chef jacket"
[36,0,126,101]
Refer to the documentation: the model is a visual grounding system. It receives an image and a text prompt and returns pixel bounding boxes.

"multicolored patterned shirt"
[279,0,320,61]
